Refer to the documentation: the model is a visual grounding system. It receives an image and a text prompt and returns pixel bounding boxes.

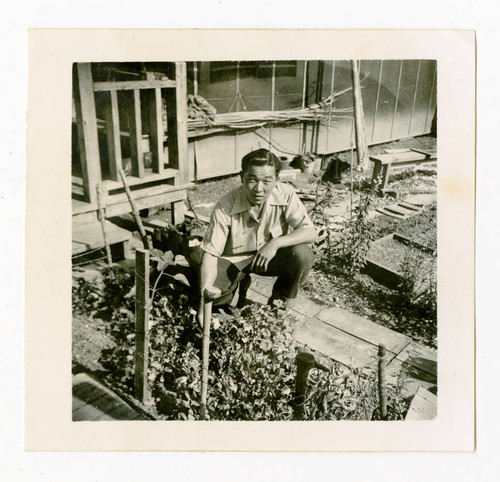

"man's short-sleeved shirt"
[201,181,315,258]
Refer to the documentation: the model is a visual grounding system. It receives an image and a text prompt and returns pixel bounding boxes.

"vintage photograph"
[71,59,438,422]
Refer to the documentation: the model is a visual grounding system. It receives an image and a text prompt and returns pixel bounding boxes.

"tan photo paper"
[25,29,475,451]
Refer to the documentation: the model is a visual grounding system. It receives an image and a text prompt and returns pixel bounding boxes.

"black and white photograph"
[24,29,475,452]
[70,58,438,422]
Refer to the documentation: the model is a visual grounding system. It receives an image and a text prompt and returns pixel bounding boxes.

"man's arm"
[251,226,316,273]
[199,251,219,294]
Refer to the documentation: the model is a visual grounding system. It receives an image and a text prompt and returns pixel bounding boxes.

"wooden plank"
[405,386,437,420]
[104,186,189,218]
[370,151,429,164]
[73,63,101,204]
[106,403,141,421]
[410,147,437,157]
[290,293,327,319]
[104,168,178,191]
[73,403,113,421]
[93,79,176,91]
[72,382,105,411]
[148,88,165,174]
[294,318,379,369]
[72,220,131,254]
[127,89,144,178]
[316,306,411,355]
[106,182,190,206]
[104,90,122,181]
[72,373,143,421]
[134,249,150,402]
[165,62,189,184]
[85,393,126,420]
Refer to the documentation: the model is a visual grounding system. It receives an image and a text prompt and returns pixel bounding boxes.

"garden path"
[246,274,437,407]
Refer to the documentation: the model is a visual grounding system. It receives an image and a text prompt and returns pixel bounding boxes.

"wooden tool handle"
[199,286,220,420]
[203,286,221,301]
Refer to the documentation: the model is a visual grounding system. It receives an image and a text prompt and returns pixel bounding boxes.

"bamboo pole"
[351,60,370,170]
[119,168,151,250]
[96,184,113,267]
[299,60,309,154]
[378,344,388,420]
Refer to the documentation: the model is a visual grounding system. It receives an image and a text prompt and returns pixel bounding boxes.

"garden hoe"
[200,286,221,420]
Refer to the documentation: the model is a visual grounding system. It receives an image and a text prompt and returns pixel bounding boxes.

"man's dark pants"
[210,243,314,307]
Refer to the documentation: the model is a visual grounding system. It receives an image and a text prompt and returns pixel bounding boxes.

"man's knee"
[287,243,313,271]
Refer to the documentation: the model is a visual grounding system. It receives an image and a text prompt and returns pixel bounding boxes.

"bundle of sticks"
[187,86,355,134]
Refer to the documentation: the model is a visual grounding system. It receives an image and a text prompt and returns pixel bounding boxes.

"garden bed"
[365,233,436,296]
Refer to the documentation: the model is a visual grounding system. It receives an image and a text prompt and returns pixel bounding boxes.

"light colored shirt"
[201,181,315,260]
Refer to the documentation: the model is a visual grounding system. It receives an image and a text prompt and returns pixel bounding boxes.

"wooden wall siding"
[187,59,436,180]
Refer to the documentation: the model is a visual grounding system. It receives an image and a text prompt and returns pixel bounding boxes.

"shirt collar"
[229,183,287,215]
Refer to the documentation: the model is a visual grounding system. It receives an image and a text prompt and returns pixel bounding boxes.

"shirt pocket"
[270,222,287,239]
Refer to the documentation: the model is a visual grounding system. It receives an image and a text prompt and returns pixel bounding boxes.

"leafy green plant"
[304,361,408,421]
[391,251,437,347]
[73,245,412,420]
[328,192,377,275]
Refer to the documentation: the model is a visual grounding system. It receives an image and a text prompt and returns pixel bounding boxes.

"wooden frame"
[73,62,190,224]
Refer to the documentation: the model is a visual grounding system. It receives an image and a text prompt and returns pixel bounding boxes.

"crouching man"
[198,148,316,318]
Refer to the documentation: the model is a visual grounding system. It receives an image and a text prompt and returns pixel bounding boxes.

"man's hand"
[251,238,280,273]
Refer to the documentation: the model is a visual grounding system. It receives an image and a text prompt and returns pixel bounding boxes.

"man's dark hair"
[241,148,281,176]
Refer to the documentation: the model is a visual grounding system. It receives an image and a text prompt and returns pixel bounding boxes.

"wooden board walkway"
[247,274,411,369]
[246,274,437,409]
[72,372,149,421]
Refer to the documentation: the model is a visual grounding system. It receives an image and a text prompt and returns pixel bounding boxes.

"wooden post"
[292,352,329,420]
[378,344,388,420]
[351,60,370,170]
[134,248,150,403]
[312,60,324,153]
[148,88,164,174]
[127,89,144,178]
[104,90,122,181]
[73,63,101,204]
[165,62,189,184]
[170,200,185,225]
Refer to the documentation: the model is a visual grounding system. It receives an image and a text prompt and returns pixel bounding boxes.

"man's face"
[241,165,277,206]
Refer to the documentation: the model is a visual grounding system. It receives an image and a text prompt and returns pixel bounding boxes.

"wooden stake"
[96,184,113,267]
[351,60,370,170]
[378,344,388,420]
[293,352,329,420]
[134,248,150,403]
[118,168,151,250]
